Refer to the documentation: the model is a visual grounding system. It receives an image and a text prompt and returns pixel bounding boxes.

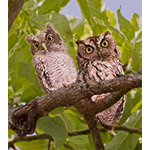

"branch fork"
[8,74,142,149]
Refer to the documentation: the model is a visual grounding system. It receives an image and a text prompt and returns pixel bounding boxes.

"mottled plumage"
[26,24,77,93]
[76,31,126,134]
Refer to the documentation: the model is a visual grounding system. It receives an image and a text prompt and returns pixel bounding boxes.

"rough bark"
[8,0,25,31]
[8,74,141,137]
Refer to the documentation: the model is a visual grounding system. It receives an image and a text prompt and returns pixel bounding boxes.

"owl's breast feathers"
[84,60,123,81]
[33,51,77,93]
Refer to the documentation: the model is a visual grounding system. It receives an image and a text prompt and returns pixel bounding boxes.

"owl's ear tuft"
[104,31,111,36]
[75,40,79,45]
[26,35,34,43]
[75,40,83,46]
[46,23,53,30]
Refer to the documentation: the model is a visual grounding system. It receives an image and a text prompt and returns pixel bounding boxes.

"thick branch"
[74,101,104,150]
[9,74,141,136]
[8,103,15,129]
[8,0,25,31]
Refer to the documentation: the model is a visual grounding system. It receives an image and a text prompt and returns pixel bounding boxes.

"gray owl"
[76,31,126,134]
[26,24,77,93]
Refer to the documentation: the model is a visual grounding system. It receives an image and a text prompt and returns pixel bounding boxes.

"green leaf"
[21,62,44,93]
[22,0,36,9]
[8,34,18,51]
[119,88,142,124]
[15,139,48,150]
[131,41,142,71]
[135,31,142,43]
[77,0,102,20]
[69,16,86,40]
[37,0,70,15]
[120,41,133,64]
[20,85,41,102]
[131,13,142,31]
[37,116,68,149]
[8,129,17,138]
[11,62,29,93]
[49,13,73,43]
[106,25,125,46]
[117,9,135,41]
[20,62,45,102]
[77,0,106,34]
[105,109,142,150]
[70,135,90,149]
[60,109,88,132]
[107,9,117,27]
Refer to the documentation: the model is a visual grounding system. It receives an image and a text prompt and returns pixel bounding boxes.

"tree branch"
[114,125,142,134]
[8,125,142,149]
[8,74,141,137]
[8,0,25,31]
[8,134,74,150]
[8,103,15,129]
[68,125,142,136]
[8,134,53,149]
[74,98,105,149]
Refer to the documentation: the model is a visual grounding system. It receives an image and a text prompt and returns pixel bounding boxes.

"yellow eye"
[86,47,93,53]
[101,40,109,48]
[34,42,39,49]
[46,35,53,41]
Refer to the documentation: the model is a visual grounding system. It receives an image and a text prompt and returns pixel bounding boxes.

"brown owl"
[26,24,77,93]
[76,31,126,134]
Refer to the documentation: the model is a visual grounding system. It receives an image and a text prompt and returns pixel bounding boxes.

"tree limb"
[74,98,105,149]
[8,0,25,31]
[8,103,15,129]
[68,125,142,136]
[8,74,141,137]
[114,125,142,134]
[8,74,141,149]
[8,125,142,149]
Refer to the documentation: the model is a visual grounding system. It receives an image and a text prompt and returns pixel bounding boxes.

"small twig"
[68,129,90,136]
[68,125,142,136]
[114,125,142,134]
[47,139,51,150]
[8,125,142,149]
[64,144,75,150]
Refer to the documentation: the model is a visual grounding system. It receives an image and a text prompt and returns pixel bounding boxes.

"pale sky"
[60,0,142,21]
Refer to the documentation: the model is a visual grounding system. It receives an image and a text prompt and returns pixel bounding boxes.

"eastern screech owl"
[76,31,126,134]
[26,24,77,93]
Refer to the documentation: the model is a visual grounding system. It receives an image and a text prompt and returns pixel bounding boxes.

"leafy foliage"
[8,0,142,149]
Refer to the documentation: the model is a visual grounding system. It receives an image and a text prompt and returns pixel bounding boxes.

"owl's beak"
[42,43,48,52]
[98,51,103,60]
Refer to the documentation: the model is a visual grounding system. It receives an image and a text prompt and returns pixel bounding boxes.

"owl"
[76,31,126,134]
[26,24,77,93]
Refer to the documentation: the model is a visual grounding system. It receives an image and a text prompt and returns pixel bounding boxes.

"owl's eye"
[86,47,93,53]
[46,35,53,41]
[34,42,39,49]
[101,40,109,48]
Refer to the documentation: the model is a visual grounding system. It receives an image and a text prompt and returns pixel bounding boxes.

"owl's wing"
[89,61,126,133]
[113,95,126,124]
[33,56,54,93]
